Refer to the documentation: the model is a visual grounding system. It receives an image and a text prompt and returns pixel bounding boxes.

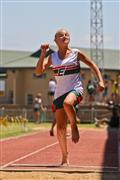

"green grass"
[0,122,52,139]
[0,122,96,139]
[78,123,96,128]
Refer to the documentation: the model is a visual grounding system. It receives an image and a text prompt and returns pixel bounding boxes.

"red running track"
[0,128,118,171]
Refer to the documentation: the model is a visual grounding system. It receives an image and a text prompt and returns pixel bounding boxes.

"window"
[0,68,7,78]
[27,94,33,105]
[0,80,5,97]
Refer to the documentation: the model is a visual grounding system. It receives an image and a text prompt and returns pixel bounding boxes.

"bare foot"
[60,154,69,166]
[60,162,69,167]
[49,129,54,136]
[71,125,80,143]
[60,159,69,167]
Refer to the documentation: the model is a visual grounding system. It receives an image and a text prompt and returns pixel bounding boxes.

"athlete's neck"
[58,47,72,60]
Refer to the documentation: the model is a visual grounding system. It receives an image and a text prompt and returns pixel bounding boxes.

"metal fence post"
[0,107,5,117]
[22,108,27,119]
[91,107,95,123]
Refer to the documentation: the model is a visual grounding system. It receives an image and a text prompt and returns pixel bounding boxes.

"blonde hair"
[54,28,69,39]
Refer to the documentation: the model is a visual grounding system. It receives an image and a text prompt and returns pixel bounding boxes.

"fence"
[0,104,112,123]
[77,108,111,123]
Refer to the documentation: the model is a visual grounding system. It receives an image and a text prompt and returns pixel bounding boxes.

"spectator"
[48,78,56,105]
[102,80,109,102]
[33,93,45,124]
[111,80,119,103]
[86,80,96,102]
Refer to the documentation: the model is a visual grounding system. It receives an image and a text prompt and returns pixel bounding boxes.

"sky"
[0,0,120,52]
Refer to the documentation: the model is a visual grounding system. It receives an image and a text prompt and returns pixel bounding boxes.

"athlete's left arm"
[77,50,104,92]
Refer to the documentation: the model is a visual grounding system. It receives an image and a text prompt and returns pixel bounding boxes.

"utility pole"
[90,0,104,72]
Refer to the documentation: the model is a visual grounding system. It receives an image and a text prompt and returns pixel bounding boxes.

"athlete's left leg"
[63,92,80,143]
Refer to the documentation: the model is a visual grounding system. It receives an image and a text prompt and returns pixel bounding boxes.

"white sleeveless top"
[51,49,83,99]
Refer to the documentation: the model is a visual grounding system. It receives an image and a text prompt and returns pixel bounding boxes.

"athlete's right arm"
[35,44,52,76]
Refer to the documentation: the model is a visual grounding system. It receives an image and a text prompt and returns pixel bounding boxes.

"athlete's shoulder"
[51,51,57,58]
[72,48,85,55]
[71,48,80,54]
[52,50,57,55]
[72,48,79,51]
[50,51,58,66]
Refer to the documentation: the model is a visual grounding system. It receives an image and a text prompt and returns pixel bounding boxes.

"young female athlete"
[35,28,104,166]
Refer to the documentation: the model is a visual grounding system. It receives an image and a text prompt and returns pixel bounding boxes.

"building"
[0,47,120,106]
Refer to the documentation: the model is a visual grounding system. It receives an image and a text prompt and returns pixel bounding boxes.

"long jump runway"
[0,128,119,172]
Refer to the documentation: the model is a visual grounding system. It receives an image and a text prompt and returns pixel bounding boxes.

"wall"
[0,68,119,106]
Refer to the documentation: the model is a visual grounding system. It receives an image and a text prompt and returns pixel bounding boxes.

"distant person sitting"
[33,93,45,124]
[95,100,119,128]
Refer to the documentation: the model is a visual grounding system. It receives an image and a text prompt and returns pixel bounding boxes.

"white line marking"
[0,141,59,169]
[1,130,86,169]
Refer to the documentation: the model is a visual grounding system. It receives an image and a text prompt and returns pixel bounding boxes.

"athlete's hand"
[41,44,49,51]
[97,81,105,92]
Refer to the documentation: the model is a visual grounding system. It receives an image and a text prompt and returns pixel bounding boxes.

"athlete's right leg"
[55,108,69,165]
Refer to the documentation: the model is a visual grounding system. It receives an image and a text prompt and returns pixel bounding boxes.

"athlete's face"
[54,29,70,47]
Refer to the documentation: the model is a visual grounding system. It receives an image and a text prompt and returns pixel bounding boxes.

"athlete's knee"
[63,100,73,109]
